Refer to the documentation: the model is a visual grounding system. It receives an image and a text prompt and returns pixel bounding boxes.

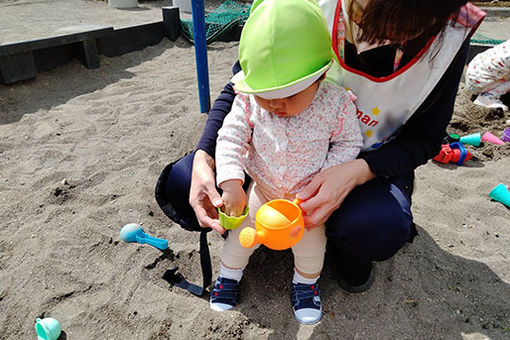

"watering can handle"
[136,232,169,250]
[293,198,305,214]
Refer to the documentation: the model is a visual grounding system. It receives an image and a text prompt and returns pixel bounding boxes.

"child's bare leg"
[210,182,268,311]
[292,224,326,278]
[295,268,321,279]
[219,183,270,270]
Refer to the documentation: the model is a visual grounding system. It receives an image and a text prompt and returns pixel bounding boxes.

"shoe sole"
[473,99,508,111]
[295,315,322,325]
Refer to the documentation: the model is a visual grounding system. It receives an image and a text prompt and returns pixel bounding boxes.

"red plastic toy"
[433,142,472,165]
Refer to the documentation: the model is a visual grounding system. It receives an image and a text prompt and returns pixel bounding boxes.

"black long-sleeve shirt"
[196,39,470,182]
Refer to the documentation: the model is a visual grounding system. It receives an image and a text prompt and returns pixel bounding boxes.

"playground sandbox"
[0,1,509,339]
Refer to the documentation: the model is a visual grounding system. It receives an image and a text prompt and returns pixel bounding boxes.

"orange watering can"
[239,198,304,250]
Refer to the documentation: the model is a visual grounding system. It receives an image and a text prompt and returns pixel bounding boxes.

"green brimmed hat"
[232,0,334,99]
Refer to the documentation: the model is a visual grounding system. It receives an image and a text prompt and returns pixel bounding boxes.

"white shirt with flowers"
[215,79,363,197]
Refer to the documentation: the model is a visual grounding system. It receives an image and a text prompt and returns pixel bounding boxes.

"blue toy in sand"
[120,223,169,250]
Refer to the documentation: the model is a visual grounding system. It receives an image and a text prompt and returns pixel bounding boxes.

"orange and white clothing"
[466,39,510,95]
[319,0,486,151]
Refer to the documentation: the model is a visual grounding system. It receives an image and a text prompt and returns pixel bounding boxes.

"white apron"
[320,0,485,151]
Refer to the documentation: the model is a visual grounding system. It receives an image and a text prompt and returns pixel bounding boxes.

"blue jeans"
[155,152,417,262]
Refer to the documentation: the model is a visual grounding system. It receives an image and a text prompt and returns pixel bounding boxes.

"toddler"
[466,39,510,111]
[211,0,363,325]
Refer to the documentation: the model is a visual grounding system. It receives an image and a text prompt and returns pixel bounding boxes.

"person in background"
[466,39,510,111]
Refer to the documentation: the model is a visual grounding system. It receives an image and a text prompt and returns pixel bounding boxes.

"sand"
[0,1,509,339]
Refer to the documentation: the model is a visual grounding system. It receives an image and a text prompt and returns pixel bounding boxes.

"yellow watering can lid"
[256,205,291,229]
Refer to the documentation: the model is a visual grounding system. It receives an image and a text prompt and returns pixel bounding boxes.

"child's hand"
[219,179,247,217]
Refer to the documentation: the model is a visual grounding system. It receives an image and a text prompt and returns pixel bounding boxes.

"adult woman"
[155,0,485,293]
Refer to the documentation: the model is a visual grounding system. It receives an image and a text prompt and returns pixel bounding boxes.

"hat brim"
[232,59,333,99]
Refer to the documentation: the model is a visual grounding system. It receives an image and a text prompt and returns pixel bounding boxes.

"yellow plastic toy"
[239,198,304,250]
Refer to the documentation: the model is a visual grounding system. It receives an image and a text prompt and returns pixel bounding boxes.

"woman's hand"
[297,159,375,229]
[219,179,247,217]
[189,149,225,234]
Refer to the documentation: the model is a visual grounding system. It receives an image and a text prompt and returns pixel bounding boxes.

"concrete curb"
[0,8,181,84]
[480,7,510,18]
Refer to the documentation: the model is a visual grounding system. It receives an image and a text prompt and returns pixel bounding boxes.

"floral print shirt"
[216,79,363,197]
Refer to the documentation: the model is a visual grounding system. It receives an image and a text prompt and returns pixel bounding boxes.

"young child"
[466,39,510,111]
[211,0,363,325]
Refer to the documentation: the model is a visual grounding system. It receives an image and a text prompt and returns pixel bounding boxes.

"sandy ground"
[1,1,510,339]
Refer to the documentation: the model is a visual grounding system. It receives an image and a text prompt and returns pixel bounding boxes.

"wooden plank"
[0,52,37,84]
[100,22,165,57]
[162,6,181,42]
[80,39,100,69]
[0,27,113,57]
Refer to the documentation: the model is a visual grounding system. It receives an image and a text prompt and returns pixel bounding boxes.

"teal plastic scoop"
[120,223,168,250]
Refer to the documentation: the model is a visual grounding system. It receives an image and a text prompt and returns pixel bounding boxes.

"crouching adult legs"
[326,177,417,292]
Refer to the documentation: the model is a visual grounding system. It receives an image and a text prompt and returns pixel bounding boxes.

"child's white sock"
[293,269,319,285]
[219,262,244,282]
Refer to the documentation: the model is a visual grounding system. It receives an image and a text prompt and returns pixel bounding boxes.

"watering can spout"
[239,228,259,248]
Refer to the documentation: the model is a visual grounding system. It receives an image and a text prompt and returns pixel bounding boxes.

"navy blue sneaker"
[291,282,322,324]
[210,277,240,312]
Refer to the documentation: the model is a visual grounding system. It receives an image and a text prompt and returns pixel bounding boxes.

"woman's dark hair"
[350,0,469,50]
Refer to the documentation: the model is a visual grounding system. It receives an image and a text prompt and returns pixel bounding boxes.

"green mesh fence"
[181,2,504,46]
[180,0,251,44]
[470,32,505,45]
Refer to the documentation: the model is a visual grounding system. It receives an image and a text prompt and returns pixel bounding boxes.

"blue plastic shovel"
[120,223,168,250]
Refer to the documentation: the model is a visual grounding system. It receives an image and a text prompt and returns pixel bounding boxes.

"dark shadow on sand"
[230,225,510,339]
[433,159,486,169]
